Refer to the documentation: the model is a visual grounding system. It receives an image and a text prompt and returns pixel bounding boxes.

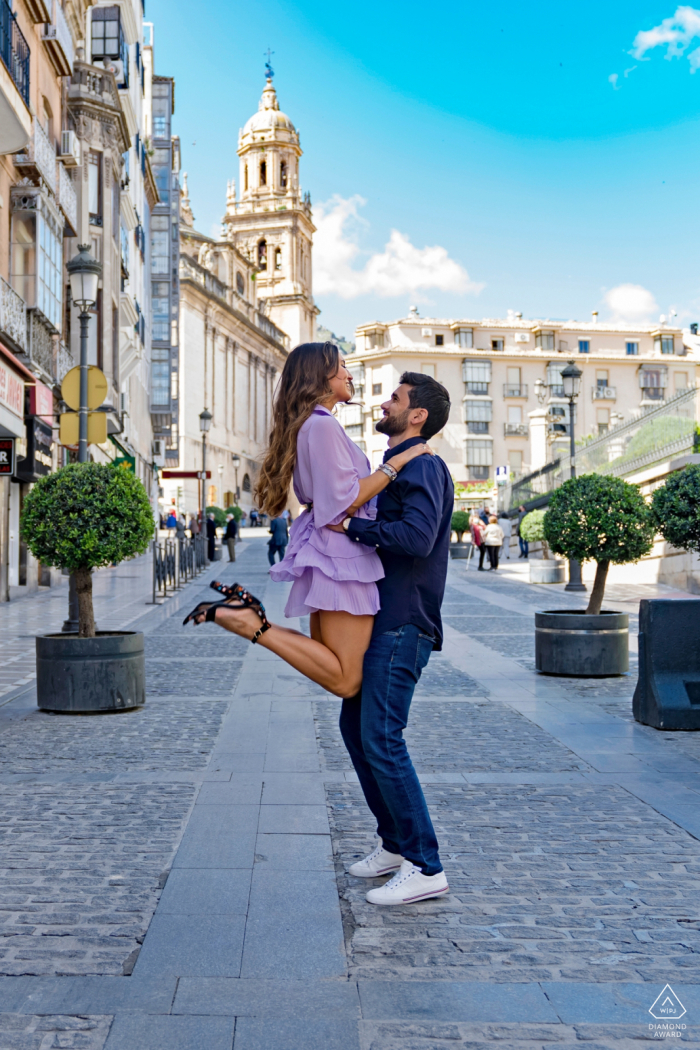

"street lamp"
[231,453,241,500]
[66,244,102,464]
[560,361,587,593]
[199,408,212,523]
[62,244,102,633]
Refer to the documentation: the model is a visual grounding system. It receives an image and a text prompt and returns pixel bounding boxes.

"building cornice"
[180,270,288,359]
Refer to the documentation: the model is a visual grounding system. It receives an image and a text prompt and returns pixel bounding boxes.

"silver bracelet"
[377,463,398,482]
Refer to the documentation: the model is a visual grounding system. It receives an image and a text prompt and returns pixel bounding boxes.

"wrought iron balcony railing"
[504,423,529,436]
[503,384,528,398]
[0,0,29,106]
[15,118,56,192]
[0,275,26,352]
[57,161,77,233]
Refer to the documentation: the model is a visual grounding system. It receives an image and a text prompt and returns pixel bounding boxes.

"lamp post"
[560,361,587,593]
[62,244,102,633]
[232,453,241,501]
[199,408,212,525]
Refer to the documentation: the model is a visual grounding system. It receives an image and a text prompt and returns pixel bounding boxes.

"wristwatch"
[342,517,353,533]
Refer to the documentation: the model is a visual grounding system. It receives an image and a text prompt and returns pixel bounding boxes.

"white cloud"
[603,283,659,323]
[608,73,619,89]
[312,194,484,300]
[632,6,700,71]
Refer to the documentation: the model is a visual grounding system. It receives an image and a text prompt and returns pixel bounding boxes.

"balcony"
[592,385,616,400]
[503,384,528,398]
[15,118,56,192]
[56,340,74,382]
[548,422,569,436]
[26,309,55,377]
[41,0,73,76]
[57,161,77,234]
[0,275,26,352]
[504,423,529,436]
[548,385,565,398]
[0,0,29,108]
[466,382,489,395]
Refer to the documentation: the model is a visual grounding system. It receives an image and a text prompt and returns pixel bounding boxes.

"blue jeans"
[519,537,529,557]
[339,624,442,875]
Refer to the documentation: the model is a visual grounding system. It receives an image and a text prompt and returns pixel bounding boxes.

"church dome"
[242,79,297,138]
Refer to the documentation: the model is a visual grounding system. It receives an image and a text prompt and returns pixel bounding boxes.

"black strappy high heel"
[183,589,272,643]
[210,581,245,600]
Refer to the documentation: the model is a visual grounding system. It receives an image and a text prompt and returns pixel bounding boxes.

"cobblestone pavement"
[1,542,700,1048]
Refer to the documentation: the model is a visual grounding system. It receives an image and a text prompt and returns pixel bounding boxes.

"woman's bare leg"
[203,605,372,697]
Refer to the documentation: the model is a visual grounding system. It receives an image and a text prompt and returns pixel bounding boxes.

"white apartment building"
[345,308,693,484]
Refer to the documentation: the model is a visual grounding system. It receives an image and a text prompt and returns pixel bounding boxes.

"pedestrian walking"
[206,512,217,561]
[166,509,177,533]
[175,514,186,544]
[188,514,199,536]
[479,505,489,526]
[183,346,449,905]
[267,514,289,568]
[499,511,512,559]
[517,504,529,559]
[471,514,486,570]
[250,508,259,527]
[482,515,504,570]
[224,513,238,562]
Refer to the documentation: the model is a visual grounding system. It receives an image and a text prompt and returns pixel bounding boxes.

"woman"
[471,514,486,571]
[183,341,431,697]
[482,515,504,571]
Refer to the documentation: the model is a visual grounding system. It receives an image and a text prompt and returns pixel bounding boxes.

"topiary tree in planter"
[543,473,655,615]
[651,464,700,553]
[21,463,154,638]
[206,505,228,528]
[451,510,471,543]
[520,509,552,559]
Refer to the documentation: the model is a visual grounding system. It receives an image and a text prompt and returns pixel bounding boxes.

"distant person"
[499,512,512,559]
[471,514,486,571]
[206,512,217,561]
[166,509,177,532]
[224,513,238,562]
[482,515,504,571]
[250,508,259,527]
[267,514,289,568]
[188,514,199,536]
[479,506,489,526]
[175,514,186,544]
[517,504,529,559]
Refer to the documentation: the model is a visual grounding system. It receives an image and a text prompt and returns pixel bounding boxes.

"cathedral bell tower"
[222,64,318,347]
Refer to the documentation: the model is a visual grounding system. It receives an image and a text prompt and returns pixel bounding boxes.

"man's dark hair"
[400,372,451,439]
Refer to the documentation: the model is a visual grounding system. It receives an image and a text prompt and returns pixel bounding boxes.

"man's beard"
[375,408,411,437]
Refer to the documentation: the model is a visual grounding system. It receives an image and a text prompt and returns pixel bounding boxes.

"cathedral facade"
[163,74,316,518]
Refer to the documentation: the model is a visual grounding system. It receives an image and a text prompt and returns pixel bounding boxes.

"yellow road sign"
[61,366,108,411]
[59,411,108,447]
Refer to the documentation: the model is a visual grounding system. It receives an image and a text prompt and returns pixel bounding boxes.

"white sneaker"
[348,841,404,878]
[365,859,449,905]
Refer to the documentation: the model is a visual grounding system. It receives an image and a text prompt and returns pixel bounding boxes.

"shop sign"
[0,357,23,420]
[16,417,53,481]
[0,437,14,476]
[29,380,54,425]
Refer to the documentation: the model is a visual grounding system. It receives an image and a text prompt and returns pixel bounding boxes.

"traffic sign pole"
[78,310,90,463]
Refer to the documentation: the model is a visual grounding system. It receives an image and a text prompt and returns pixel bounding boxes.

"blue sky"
[147,0,700,340]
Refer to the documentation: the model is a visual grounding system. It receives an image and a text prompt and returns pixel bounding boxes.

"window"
[535,330,555,350]
[464,401,492,434]
[259,160,267,186]
[257,240,267,270]
[242,473,251,492]
[507,367,521,386]
[151,348,170,405]
[626,341,639,356]
[655,335,674,354]
[112,176,119,241]
[371,406,383,420]
[280,160,287,189]
[545,362,565,395]
[37,211,62,330]
[112,305,119,385]
[420,363,435,378]
[639,368,666,400]
[491,338,504,351]
[454,328,473,348]
[596,370,609,388]
[236,271,244,296]
[151,147,171,202]
[596,408,609,435]
[11,205,62,332]
[435,334,444,346]
[244,165,248,192]
[151,215,169,274]
[91,6,127,87]
[152,282,169,341]
[675,371,689,394]
[274,247,282,270]
[152,85,170,139]
[372,383,382,396]
[462,359,491,385]
[120,225,129,278]
[578,339,590,354]
[88,151,102,225]
[466,439,492,467]
[507,406,522,424]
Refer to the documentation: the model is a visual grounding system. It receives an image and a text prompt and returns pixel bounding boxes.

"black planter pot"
[634,599,700,730]
[450,542,471,560]
[36,631,146,713]
[535,610,629,677]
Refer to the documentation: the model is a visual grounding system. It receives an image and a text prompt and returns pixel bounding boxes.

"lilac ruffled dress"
[269,406,384,617]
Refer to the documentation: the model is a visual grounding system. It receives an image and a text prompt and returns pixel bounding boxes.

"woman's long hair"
[256,341,348,518]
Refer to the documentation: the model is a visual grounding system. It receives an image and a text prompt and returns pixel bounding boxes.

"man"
[517,504,529,559]
[224,513,238,562]
[206,512,217,561]
[331,372,453,906]
[267,514,289,569]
